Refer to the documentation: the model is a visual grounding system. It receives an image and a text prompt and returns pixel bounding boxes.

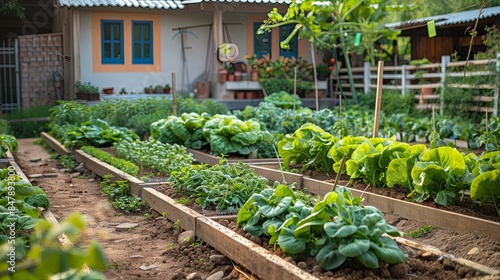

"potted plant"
[74,81,99,101]
[119,88,127,95]
[244,54,260,81]
[227,64,235,81]
[316,64,330,80]
[410,58,433,103]
[154,85,163,93]
[163,83,171,94]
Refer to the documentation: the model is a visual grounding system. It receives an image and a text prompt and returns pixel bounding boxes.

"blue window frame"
[132,21,153,64]
[279,24,297,58]
[101,20,124,64]
[253,22,271,58]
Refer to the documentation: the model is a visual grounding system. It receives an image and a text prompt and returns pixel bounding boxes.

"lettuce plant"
[278,123,338,172]
[237,185,405,270]
[202,115,264,156]
[410,146,468,206]
[0,134,17,158]
[471,169,500,216]
[150,112,210,149]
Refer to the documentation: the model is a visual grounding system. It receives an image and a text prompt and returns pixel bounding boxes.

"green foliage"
[59,155,78,171]
[202,115,265,156]
[345,138,411,187]
[52,119,138,149]
[263,91,303,109]
[74,81,99,93]
[278,123,338,172]
[471,169,500,216]
[115,139,193,176]
[48,101,91,128]
[82,146,138,176]
[237,185,405,270]
[405,225,437,238]
[0,134,17,158]
[410,147,469,206]
[168,160,269,211]
[99,175,144,213]
[259,78,313,97]
[0,120,8,135]
[0,212,107,279]
[150,112,211,149]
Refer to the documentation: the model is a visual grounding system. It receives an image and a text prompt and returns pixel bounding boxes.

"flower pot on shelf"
[102,87,114,94]
[227,74,235,81]
[234,71,242,81]
[76,92,99,101]
[235,91,245,99]
[245,91,255,99]
[250,69,259,81]
[163,88,171,94]
[218,69,228,83]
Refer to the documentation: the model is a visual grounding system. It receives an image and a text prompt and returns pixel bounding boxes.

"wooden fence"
[335,54,499,117]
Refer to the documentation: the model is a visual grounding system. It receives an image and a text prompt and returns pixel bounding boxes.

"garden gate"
[0,39,20,113]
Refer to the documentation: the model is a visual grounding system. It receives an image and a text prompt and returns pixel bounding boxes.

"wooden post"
[494,52,500,117]
[373,61,384,138]
[401,64,407,95]
[440,55,450,116]
[172,72,177,117]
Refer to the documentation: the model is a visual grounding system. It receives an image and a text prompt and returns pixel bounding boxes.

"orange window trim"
[91,12,162,72]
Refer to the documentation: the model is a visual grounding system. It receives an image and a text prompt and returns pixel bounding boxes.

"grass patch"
[405,225,437,238]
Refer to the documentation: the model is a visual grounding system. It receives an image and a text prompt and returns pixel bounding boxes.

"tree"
[258,0,406,103]
[0,0,25,19]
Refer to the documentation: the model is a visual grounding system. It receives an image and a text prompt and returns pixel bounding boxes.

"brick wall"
[18,33,64,109]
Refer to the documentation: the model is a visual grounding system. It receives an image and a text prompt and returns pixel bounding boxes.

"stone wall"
[19,33,63,109]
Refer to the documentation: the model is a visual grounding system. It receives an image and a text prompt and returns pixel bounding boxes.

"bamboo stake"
[172,72,177,117]
[332,154,347,192]
[372,61,384,138]
[293,67,297,127]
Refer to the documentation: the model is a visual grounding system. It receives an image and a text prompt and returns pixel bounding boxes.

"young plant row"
[237,184,405,270]
[279,123,500,215]
[168,159,269,211]
[81,145,139,176]
[115,139,193,176]
[99,174,145,212]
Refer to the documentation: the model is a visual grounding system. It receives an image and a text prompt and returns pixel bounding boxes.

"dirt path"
[12,138,500,279]
[13,138,222,280]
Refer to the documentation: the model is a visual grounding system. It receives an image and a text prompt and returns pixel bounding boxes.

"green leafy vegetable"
[470,170,500,216]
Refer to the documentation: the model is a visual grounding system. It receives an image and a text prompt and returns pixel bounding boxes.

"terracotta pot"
[227,74,235,81]
[219,69,228,83]
[235,91,245,99]
[163,88,171,94]
[234,71,242,81]
[250,69,259,81]
[245,91,255,99]
[102,87,114,94]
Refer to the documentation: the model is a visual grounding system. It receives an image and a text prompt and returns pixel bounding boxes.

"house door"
[0,39,20,113]
[253,22,272,58]
[279,24,297,58]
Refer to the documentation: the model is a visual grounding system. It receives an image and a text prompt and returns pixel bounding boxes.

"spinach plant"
[168,159,268,211]
[471,169,500,216]
[237,185,405,270]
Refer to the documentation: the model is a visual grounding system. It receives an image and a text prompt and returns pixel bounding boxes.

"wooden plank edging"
[74,149,144,196]
[195,216,320,280]
[40,132,72,155]
[302,177,500,241]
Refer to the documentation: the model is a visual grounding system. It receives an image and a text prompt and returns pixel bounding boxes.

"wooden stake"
[372,61,384,138]
[172,72,177,117]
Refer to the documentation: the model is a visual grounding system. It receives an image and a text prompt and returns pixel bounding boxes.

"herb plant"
[82,146,138,176]
[0,134,17,158]
[115,139,193,176]
[168,159,268,211]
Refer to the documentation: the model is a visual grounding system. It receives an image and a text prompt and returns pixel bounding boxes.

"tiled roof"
[386,6,500,30]
[182,0,291,4]
[58,0,184,10]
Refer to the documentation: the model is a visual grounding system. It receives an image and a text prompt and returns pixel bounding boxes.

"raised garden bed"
[72,147,500,279]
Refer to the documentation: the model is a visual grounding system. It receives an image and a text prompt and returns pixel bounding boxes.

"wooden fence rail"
[335,54,499,116]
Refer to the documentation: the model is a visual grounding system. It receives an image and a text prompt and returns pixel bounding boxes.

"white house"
[56,0,312,100]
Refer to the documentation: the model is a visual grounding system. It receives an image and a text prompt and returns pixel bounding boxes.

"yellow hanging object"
[427,20,436,38]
